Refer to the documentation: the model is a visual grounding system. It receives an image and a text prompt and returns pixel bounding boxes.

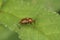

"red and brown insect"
[20,18,35,24]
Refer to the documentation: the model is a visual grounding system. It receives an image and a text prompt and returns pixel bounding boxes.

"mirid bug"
[20,18,34,24]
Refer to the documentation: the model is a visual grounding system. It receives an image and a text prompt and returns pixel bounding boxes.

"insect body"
[28,18,33,24]
[20,18,34,24]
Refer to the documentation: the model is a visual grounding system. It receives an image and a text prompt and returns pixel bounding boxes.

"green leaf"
[0,24,20,40]
[0,0,3,8]
[50,0,60,10]
[0,0,60,40]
